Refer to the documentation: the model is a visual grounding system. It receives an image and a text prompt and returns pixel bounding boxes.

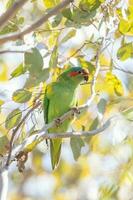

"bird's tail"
[50,139,62,170]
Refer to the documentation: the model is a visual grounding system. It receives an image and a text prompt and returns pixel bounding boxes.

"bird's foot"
[55,118,61,127]
[45,139,49,148]
[71,107,80,116]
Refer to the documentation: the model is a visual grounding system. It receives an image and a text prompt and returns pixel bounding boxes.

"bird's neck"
[58,76,81,89]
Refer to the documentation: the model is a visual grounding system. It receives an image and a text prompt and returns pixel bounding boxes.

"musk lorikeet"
[43,67,89,169]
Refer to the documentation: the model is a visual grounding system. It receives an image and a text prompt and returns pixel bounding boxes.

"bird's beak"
[82,69,89,82]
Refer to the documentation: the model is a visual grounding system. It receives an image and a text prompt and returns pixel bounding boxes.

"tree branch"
[114,66,133,75]
[0,0,29,30]
[8,105,114,165]
[0,0,73,45]
[0,50,28,54]
[0,168,8,200]
[5,101,41,167]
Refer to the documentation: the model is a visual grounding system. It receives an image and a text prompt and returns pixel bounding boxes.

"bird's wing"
[43,86,50,124]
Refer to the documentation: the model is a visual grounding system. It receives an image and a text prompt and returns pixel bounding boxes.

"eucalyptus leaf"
[70,137,85,161]
[10,63,26,79]
[12,89,32,103]
[49,45,58,68]
[97,98,107,114]
[0,136,9,154]
[117,43,133,61]
[25,68,49,88]
[24,48,43,74]
[5,109,22,129]
[60,29,76,44]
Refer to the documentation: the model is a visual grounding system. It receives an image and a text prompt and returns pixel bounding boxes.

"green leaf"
[24,48,43,75]
[5,109,22,129]
[62,8,73,20]
[0,99,4,106]
[97,98,107,114]
[60,29,76,44]
[6,0,15,8]
[79,0,101,12]
[12,89,32,103]
[0,21,18,35]
[0,136,9,154]
[10,63,26,79]
[123,107,133,121]
[52,14,62,27]
[25,68,49,88]
[117,43,133,61]
[49,45,58,68]
[70,137,85,161]
[89,117,99,131]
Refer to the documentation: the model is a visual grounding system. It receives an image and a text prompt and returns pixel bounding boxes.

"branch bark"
[5,101,41,167]
[0,168,8,200]
[0,0,72,45]
[10,105,114,164]
[0,0,29,30]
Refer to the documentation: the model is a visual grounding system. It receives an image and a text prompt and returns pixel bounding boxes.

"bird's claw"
[55,118,61,127]
[71,107,80,116]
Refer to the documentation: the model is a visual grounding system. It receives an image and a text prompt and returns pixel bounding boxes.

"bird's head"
[58,67,89,84]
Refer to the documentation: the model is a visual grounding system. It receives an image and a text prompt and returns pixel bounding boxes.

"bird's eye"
[78,70,82,74]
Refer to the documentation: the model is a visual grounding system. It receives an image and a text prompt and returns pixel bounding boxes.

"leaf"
[10,63,26,78]
[0,63,8,81]
[89,117,99,131]
[97,98,107,114]
[60,29,76,44]
[52,14,62,27]
[12,89,32,103]
[70,137,85,161]
[123,107,133,121]
[0,99,4,106]
[119,19,132,35]
[6,0,15,8]
[25,68,49,88]
[43,0,59,8]
[79,0,102,12]
[5,109,22,129]
[49,45,58,68]
[105,72,124,96]
[0,136,9,154]
[24,48,43,75]
[62,8,73,20]
[117,43,133,61]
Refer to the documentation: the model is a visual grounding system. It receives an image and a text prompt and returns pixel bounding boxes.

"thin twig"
[113,66,133,75]
[10,106,113,164]
[0,50,29,54]
[87,38,104,105]
[0,0,28,30]
[0,0,73,45]
[5,101,41,167]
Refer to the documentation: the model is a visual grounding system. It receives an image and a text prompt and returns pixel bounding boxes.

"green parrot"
[43,67,89,169]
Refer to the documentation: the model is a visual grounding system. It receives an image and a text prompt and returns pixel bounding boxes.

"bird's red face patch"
[69,71,79,77]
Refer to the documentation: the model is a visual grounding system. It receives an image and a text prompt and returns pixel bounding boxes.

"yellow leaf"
[0,64,8,81]
[129,0,133,6]
[99,53,111,66]
[105,72,124,96]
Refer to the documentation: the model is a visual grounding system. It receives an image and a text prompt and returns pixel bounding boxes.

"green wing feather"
[43,87,49,124]
[43,84,62,170]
